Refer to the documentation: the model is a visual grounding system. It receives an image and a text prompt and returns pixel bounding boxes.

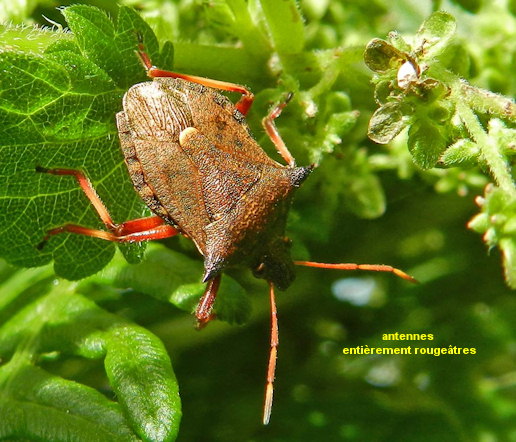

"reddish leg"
[41,220,178,245]
[263,282,279,425]
[262,93,296,167]
[36,167,179,246]
[195,274,222,328]
[294,261,417,283]
[137,44,254,116]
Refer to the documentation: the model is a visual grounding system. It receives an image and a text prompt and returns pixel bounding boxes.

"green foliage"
[364,10,516,284]
[469,184,516,287]
[0,1,515,441]
[0,263,180,441]
[0,5,176,280]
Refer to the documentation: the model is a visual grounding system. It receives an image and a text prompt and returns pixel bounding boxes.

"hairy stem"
[459,81,516,124]
[454,92,516,197]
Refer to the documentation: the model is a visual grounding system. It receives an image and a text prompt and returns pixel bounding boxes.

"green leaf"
[407,121,448,169]
[368,102,408,144]
[0,276,181,440]
[440,139,480,167]
[415,12,457,59]
[0,362,136,441]
[0,398,133,441]
[201,0,270,58]
[468,212,489,233]
[364,38,406,73]
[105,325,181,442]
[0,49,138,279]
[387,31,411,53]
[215,275,251,325]
[500,238,516,288]
[308,91,358,163]
[113,6,174,86]
[80,245,252,325]
[0,22,70,53]
[467,185,516,288]
[489,119,516,156]
[62,5,172,89]
[0,5,174,280]
[61,6,117,73]
[343,172,386,219]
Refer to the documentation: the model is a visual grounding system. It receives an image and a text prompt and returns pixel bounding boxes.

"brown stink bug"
[37,40,415,424]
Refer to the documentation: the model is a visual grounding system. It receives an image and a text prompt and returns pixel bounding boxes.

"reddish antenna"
[262,261,416,424]
[294,261,417,283]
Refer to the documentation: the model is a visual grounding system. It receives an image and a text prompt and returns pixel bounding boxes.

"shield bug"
[38,40,416,424]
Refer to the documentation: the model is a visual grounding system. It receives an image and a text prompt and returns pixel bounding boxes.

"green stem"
[226,0,270,59]
[454,94,516,197]
[459,81,516,124]
[429,66,515,124]
[258,0,305,74]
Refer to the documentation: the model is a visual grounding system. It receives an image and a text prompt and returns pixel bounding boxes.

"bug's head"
[253,237,296,290]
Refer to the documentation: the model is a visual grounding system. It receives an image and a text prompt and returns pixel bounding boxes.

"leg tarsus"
[262,94,296,167]
[35,165,50,174]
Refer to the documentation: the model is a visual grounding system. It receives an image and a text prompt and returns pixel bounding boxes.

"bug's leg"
[36,166,117,229]
[40,219,179,246]
[136,43,254,115]
[263,281,279,425]
[262,93,296,167]
[294,261,417,283]
[195,274,222,328]
[36,167,179,246]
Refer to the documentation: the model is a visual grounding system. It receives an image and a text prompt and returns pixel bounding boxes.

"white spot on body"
[179,127,199,146]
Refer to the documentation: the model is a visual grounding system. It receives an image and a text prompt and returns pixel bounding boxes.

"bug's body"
[117,78,311,288]
[37,44,414,425]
